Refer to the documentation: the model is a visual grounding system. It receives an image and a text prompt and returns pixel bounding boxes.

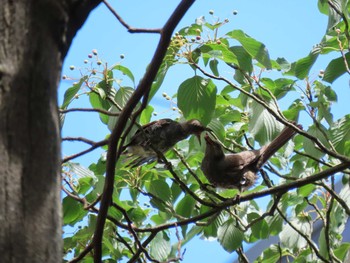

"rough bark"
[0,0,100,261]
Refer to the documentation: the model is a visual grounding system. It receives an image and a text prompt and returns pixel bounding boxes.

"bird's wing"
[224,149,262,171]
[124,119,174,148]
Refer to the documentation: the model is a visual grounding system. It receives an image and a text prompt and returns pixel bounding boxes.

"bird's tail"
[257,123,301,168]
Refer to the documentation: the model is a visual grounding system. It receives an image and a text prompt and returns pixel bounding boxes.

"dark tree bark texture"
[0,0,101,261]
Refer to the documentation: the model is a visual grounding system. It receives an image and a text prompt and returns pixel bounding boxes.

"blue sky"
[60,1,348,262]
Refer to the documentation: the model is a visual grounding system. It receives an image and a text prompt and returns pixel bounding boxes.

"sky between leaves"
[59,1,349,262]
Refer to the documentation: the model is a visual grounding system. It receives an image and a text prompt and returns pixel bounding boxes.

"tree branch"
[92,1,196,262]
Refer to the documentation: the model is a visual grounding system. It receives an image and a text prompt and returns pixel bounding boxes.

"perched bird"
[201,124,300,191]
[123,118,209,167]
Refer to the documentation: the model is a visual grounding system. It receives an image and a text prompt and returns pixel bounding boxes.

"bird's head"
[204,133,225,159]
[182,119,212,145]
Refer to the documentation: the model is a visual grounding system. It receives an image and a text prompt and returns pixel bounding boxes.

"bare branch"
[60,107,120,116]
[102,0,161,33]
[62,138,109,163]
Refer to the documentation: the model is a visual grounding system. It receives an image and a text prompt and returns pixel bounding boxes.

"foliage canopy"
[61,1,350,262]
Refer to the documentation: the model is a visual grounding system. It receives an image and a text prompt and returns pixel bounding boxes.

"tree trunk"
[0,0,100,261]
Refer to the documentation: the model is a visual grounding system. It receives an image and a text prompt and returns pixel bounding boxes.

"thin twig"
[102,0,161,33]
[62,139,109,163]
[60,107,120,116]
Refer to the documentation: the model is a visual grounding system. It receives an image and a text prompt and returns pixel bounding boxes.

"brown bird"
[123,118,209,167]
[201,124,300,190]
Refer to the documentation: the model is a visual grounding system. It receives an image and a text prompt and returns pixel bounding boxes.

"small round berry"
[62,75,67,80]
[153,112,158,116]
[216,39,221,44]
[233,10,238,15]
[335,28,341,34]
[209,10,214,15]
[165,96,171,100]
[69,65,75,70]
[88,54,93,58]
[84,59,88,64]
[224,18,229,23]
[191,37,196,42]
[74,95,79,99]
[196,29,201,34]
[196,35,201,40]
[172,107,177,111]
[162,92,167,97]
[92,49,98,55]
[97,60,102,65]
[92,69,97,75]
[120,54,125,59]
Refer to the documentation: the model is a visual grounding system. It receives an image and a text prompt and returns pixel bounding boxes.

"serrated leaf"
[226,29,271,69]
[217,218,244,252]
[248,212,270,241]
[178,76,217,125]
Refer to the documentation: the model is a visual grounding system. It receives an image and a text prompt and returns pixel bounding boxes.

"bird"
[201,124,301,191]
[122,118,209,167]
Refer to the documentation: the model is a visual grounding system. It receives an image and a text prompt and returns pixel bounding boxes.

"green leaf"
[115,86,134,108]
[256,245,288,263]
[178,76,217,125]
[217,218,244,252]
[323,52,350,83]
[175,195,195,218]
[89,92,110,124]
[229,46,253,74]
[209,59,219,76]
[226,29,271,69]
[147,180,172,202]
[150,232,171,261]
[303,124,330,159]
[62,196,86,226]
[112,64,135,84]
[297,184,315,197]
[286,47,320,79]
[140,105,154,125]
[248,212,269,240]
[248,100,284,145]
[61,76,87,109]
[200,43,238,64]
[334,243,350,261]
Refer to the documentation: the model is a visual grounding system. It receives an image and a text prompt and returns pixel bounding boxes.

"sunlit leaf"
[226,29,271,69]
[178,76,217,125]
